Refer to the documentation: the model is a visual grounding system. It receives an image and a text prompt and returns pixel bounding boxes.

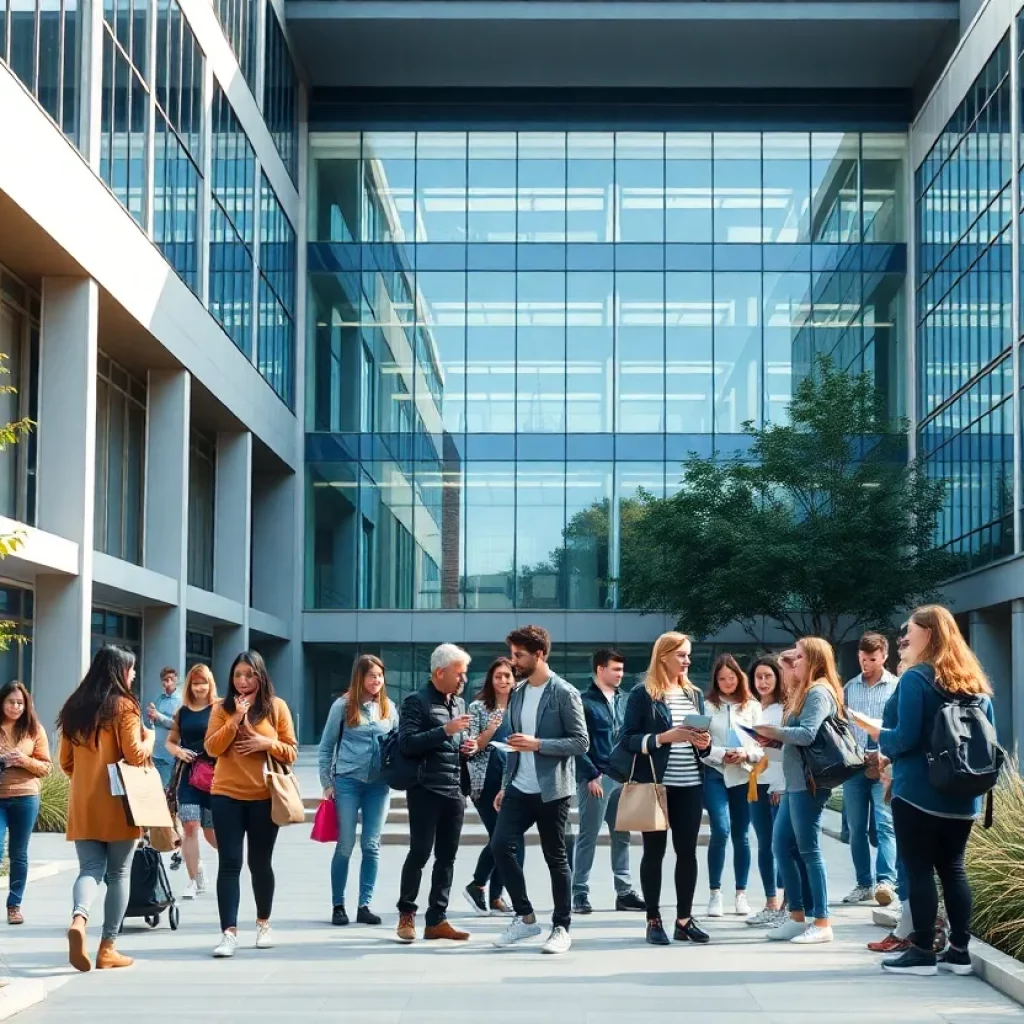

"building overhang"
[287,0,959,94]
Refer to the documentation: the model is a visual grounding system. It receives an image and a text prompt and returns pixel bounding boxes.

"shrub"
[966,763,1024,961]
[826,787,844,813]
[34,770,69,833]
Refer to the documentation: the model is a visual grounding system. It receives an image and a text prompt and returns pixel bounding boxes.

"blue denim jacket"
[318,695,399,787]
[879,664,995,820]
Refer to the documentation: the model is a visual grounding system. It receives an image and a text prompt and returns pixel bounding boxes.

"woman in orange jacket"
[58,645,154,972]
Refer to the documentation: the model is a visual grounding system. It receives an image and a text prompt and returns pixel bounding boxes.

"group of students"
[316,607,995,974]
[0,601,996,975]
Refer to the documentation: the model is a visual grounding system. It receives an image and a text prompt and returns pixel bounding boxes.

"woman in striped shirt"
[621,631,712,946]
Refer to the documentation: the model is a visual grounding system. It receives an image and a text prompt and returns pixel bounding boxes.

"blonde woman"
[166,664,219,900]
[861,606,995,978]
[620,632,712,946]
[755,637,844,945]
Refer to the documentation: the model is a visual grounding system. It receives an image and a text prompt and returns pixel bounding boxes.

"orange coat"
[59,698,151,842]
[205,697,297,802]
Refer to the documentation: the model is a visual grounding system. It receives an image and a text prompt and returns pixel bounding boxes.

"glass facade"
[187,428,215,590]
[307,129,908,610]
[0,585,33,691]
[212,0,257,95]
[263,0,298,182]
[0,0,82,142]
[258,174,297,407]
[90,605,141,660]
[185,628,213,668]
[916,38,1014,570]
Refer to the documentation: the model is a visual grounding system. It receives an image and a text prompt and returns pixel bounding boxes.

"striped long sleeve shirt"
[844,670,899,750]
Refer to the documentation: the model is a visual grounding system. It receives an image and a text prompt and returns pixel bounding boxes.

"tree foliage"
[618,359,958,646]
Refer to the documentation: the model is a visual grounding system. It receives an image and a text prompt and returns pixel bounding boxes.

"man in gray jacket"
[491,625,588,955]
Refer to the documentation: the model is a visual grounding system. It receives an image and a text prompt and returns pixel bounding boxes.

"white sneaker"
[734,892,750,916]
[182,878,198,900]
[255,923,274,949]
[842,885,874,904]
[746,907,779,927]
[196,863,207,895]
[541,926,571,955]
[707,891,723,918]
[790,924,834,945]
[213,931,238,958]
[873,905,901,929]
[767,918,809,941]
[493,916,543,948]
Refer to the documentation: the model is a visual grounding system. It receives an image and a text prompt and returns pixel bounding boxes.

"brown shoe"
[67,915,91,972]
[867,933,910,953]
[96,939,134,970]
[7,907,23,925]
[424,919,470,941]
[396,912,416,943]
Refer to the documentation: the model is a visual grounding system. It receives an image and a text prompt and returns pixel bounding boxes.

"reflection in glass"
[565,462,613,608]
[616,132,664,243]
[417,132,467,243]
[812,133,859,242]
[463,462,514,609]
[567,272,613,432]
[714,133,761,244]
[518,132,566,243]
[666,272,713,431]
[469,133,516,243]
[763,272,809,423]
[567,132,613,243]
[763,133,810,243]
[666,133,712,243]
[516,461,565,608]
[417,271,467,434]
[466,271,515,431]
[616,271,664,432]
[363,132,415,243]
[714,272,761,433]
[517,271,565,432]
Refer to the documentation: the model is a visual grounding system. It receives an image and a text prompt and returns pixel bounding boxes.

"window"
[185,628,213,668]
[153,0,203,291]
[1,0,83,144]
[91,606,142,661]
[0,585,32,690]
[187,429,215,590]
[209,82,255,354]
[213,0,257,92]
[94,353,146,564]
[263,1,297,181]
[257,175,296,406]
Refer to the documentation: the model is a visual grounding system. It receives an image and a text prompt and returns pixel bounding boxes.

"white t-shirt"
[511,679,549,795]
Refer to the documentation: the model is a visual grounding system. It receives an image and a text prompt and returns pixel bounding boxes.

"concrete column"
[212,430,251,684]
[969,607,1013,752]
[141,370,190,704]
[1011,600,1024,764]
[33,278,99,736]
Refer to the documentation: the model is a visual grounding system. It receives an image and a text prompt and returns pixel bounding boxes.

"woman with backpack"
[620,631,713,946]
[858,605,997,978]
[317,653,398,927]
[754,637,844,946]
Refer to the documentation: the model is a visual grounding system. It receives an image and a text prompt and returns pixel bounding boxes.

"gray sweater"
[776,685,838,792]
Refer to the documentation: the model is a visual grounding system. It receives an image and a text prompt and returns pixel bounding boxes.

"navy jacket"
[398,683,467,799]
[619,683,710,784]
[576,683,627,783]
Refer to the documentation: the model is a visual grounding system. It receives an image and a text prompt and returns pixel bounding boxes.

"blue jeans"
[0,795,40,907]
[572,778,632,899]
[704,769,751,891]
[331,776,391,908]
[774,789,830,921]
[749,786,782,899]
[843,772,896,887]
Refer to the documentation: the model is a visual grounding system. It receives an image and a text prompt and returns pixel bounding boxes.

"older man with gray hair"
[395,643,477,943]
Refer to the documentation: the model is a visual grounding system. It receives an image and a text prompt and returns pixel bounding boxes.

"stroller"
[121,835,180,931]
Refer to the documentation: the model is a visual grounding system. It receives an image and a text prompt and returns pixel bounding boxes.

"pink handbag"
[310,799,338,843]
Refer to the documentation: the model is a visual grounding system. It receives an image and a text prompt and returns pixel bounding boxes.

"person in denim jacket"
[318,655,398,927]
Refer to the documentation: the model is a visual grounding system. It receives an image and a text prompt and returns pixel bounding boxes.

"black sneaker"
[882,945,937,975]
[616,891,646,912]
[462,883,490,916]
[646,918,670,945]
[674,919,710,944]
[573,896,594,915]
[170,852,182,871]
[356,906,381,926]
[332,904,349,926]
[938,947,972,976]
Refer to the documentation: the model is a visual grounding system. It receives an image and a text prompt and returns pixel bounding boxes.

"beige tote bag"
[614,754,669,833]
[264,755,304,826]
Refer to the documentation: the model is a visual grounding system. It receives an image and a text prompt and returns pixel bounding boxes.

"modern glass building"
[3,0,1024,750]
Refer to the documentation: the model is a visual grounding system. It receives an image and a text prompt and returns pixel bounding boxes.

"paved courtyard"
[3,808,1023,1024]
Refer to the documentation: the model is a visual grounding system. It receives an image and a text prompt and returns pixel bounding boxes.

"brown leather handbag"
[614,754,669,833]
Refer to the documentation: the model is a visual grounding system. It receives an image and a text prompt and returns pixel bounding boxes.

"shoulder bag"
[263,701,304,826]
[614,753,669,833]
[799,712,865,792]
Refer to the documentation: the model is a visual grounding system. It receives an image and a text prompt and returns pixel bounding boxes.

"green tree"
[618,359,959,646]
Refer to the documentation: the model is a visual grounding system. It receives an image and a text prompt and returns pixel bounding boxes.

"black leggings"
[640,784,704,923]
[891,798,974,950]
[211,796,280,931]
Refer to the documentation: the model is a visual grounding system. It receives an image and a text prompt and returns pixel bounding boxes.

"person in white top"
[703,655,763,919]
[745,656,787,927]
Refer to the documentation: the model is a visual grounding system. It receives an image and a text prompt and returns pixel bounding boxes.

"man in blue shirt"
[841,633,899,907]
[147,666,182,788]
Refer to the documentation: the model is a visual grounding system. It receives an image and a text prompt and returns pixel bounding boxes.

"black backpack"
[380,692,430,791]
[925,677,1004,825]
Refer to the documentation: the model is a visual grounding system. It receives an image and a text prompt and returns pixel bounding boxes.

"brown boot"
[396,912,416,943]
[96,939,134,970]
[424,919,470,941]
[67,915,91,972]
[7,907,23,925]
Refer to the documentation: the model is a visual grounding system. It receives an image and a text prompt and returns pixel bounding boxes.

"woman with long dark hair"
[318,654,397,926]
[703,653,762,919]
[745,656,786,926]
[166,664,219,900]
[58,645,153,971]
[462,657,522,916]
[0,680,50,924]
[204,650,297,959]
